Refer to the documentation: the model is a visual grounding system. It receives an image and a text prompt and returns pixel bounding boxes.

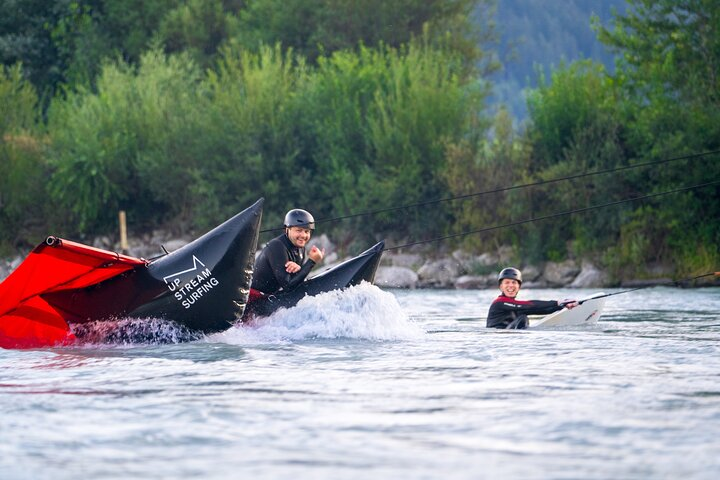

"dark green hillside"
[492,0,626,119]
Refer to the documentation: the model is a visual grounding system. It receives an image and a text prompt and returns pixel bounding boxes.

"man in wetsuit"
[486,267,578,329]
[251,209,325,295]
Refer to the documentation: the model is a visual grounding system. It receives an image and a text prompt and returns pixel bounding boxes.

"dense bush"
[0,65,49,252]
[42,39,486,249]
[47,50,208,232]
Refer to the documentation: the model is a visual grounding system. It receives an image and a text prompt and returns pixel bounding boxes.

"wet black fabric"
[505,314,529,330]
[250,234,316,294]
[486,296,561,329]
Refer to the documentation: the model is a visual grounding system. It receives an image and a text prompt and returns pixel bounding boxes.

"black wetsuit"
[250,234,316,294]
[486,295,562,329]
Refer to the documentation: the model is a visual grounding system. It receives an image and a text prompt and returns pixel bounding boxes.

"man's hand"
[285,261,301,273]
[308,245,325,264]
[559,299,579,309]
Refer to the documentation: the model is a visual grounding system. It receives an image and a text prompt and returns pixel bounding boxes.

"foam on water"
[66,283,423,348]
[70,317,202,346]
[210,282,425,344]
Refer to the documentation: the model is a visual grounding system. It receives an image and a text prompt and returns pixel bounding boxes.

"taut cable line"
[571,272,720,304]
[384,179,720,252]
[259,148,720,234]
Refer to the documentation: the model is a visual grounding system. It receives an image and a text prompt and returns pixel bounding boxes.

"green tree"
[526,60,620,172]
[156,0,243,69]
[0,0,186,97]
[594,0,720,275]
[0,64,48,250]
[442,107,528,254]
[234,0,497,76]
[199,43,308,231]
[492,0,626,119]
[596,0,719,115]
[300,40,489,247]
[201,39,488,248]
[524,60,630,262]
[47,50,208,232]
[0,1,71,97]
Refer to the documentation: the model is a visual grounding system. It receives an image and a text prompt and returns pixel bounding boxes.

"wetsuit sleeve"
[262,240,315,292]
[501,299,560,315]
[487,297,562,328]
[284,259,315,291]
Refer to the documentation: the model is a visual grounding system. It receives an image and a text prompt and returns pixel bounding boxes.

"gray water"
[2,285,719,479]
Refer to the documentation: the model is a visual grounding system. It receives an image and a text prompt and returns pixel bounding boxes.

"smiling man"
[486,267,578,329]
[251,209,325,295]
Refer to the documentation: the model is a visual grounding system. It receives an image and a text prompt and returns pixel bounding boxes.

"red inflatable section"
[0,238,146,349]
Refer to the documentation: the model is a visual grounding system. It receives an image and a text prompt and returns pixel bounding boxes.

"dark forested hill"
[490,0,627,119]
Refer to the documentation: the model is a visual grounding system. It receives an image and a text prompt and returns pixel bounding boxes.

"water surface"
[2,285,719,479]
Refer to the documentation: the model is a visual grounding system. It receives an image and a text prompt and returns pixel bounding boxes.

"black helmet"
[498,267,522,285]
[284,209,315,230]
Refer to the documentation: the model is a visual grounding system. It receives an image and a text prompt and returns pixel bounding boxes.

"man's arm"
[263,241,316,292]
[495,297,562,316]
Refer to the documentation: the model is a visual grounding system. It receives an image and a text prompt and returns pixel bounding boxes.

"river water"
[2,284,719,479]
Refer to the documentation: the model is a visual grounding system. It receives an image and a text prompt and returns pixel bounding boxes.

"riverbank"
[3,230,712,290]
[372,245,689,289]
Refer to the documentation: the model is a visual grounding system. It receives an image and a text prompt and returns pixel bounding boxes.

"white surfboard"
[529,292,606,328]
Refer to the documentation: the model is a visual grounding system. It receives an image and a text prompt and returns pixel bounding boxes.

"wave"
[66,283,422,347]
[211,282,424,344]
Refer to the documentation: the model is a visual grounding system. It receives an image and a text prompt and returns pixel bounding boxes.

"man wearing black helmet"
[251,209,325,295]
[486,267,578,329]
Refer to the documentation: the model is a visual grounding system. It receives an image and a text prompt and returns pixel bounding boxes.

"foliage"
[442,107,527,253]
[0,0,718,281]
[0,1,70,98]
[0,64,48,248]
[306,41,486,246]
[234,0,496,75]
[47,50,207,232]
[504,61,629,263]
[0,0,186,98]
[526,60,619,171]
[200,39,488,249]
[1,0,494,101]
[593,0,720,274]
[596,0,720,111]
[41,38,486,245]
[157,0,239,69]
[199,43,308,230]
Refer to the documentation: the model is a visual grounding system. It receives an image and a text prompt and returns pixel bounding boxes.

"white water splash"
[211,282,424,344]
[70,317,201,346]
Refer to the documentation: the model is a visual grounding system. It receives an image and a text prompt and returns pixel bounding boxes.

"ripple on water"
[1,286,719,479]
